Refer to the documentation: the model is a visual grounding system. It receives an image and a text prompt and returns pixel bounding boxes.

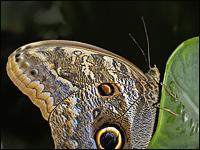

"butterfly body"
[7,40,159,149]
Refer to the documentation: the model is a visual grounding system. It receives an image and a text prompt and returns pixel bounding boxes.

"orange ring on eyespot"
[96,127,122,149]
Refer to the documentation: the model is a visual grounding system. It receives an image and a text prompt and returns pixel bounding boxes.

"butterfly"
[6,37,161,149]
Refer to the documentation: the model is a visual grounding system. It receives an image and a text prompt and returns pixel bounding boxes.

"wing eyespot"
[96,127,122,149]
[15,53,23,62]
[30,69,39,76]
[15,58,20,62]
[97,83,114,96]
[15,53,21,58]
[93,108,101,120]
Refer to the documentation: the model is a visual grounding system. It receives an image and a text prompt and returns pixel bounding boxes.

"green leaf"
[148,37,199,149]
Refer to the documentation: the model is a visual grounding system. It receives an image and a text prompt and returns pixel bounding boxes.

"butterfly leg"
[154,104,179,116]
[160,82,177,100]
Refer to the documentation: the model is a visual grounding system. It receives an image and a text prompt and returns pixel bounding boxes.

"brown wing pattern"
[6,40,160,149]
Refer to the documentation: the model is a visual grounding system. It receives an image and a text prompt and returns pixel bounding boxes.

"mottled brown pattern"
[6,40,160,149]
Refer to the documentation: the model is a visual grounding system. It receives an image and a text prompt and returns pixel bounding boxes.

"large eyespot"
[96,127,122,149]
[97,83,114,96]
[30,68,39,76]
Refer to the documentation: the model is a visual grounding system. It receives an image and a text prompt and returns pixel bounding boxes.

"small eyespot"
[93,108,101,120]
[15,53,23,62]
[15,53,21,58]
[96,127,122,149]
[30,69,39,76]
[97,83,114,96]
[15,58,20,62]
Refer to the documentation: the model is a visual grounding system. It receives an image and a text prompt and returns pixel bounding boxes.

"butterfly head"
[147,65,160,83]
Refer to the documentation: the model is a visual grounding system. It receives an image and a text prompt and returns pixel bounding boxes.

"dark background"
[1,1,199,149]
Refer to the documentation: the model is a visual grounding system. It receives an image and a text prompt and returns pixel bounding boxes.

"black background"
[1,1,199,148]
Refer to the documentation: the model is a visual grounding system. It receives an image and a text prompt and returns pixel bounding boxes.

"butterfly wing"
[6,40,158,149]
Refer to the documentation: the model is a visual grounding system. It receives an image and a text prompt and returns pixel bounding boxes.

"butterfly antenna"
[129,33,149,69]
[141,16,151,69]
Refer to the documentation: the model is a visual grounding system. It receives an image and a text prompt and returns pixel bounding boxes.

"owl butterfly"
[6,21,164,149]
[6,39,161,148]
